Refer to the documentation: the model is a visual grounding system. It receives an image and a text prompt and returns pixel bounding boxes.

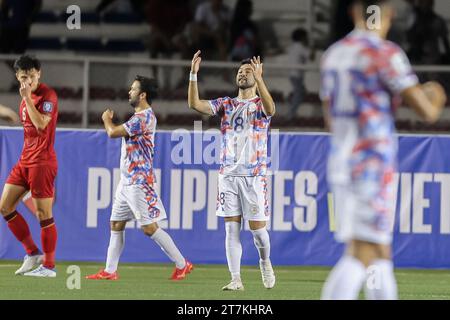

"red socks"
[4,212,57,269]
[40,218,57,269]
[4,211,39,255]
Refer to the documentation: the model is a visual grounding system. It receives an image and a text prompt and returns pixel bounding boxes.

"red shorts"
[6,164,57,198]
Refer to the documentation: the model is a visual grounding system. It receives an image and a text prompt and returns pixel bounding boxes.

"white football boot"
[23,264,56,278]
[259,259,276,289]
[15,254,44,275]
[222,279,244,291]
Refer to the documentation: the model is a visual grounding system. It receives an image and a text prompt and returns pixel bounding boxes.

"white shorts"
[216,174,270,221]
[111,182,167,226]
[331,179,395,245]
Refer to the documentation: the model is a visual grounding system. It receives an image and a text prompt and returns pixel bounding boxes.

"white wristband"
[189,73,198,82]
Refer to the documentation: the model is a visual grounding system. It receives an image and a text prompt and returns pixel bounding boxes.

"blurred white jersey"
[320,29,418,244]
[321,29,418,186]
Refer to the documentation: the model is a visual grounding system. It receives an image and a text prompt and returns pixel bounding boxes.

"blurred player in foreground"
[0,104,20,123]
[188,51,276,291]
[320,0,446,300]
[86,76,193,281]
[0,55,59,277]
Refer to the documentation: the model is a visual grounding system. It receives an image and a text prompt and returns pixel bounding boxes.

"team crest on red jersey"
[43,101,53,112]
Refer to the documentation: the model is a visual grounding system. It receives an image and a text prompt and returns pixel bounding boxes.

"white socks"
[322,256,398,300]
[250,227,271,261]
[151,228,186,269]
[225,221,242,281]
[225,223,272,281]
[105,228,186,273]
[321,255,367,300]
[105,230,125,274]
[364,259,398,300]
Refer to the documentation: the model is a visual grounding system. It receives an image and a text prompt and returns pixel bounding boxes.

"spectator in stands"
[287,28,310,117]
[145,0,192,59]
[0,0,42,53]
[229,0,263,62]
[407,0,450,65]
[192,0,231,61]
[144,0,193,90]
[388,0,416,50]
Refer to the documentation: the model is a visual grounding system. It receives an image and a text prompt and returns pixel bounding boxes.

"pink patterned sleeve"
[123,114,146,137]
[378,43,418,95]
[208,97,227,115]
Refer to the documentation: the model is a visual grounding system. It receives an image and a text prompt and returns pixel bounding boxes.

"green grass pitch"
[0,261,450,300]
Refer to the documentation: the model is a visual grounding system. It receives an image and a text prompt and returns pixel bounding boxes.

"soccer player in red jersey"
[0,55,58,277]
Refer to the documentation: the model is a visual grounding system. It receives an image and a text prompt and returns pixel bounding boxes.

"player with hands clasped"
[86,76,193,281]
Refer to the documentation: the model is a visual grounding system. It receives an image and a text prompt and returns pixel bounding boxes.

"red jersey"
[19,83,58,167]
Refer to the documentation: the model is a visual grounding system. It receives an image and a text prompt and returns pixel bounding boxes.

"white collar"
[350,28,382,41]
[135,107,152,115]
[236,96,258,102]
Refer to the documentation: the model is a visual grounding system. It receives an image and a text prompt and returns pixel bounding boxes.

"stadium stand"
[0,0,449,131]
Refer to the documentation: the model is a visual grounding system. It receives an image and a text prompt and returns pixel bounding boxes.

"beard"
[129,97,139,108]
[237,79,254,90]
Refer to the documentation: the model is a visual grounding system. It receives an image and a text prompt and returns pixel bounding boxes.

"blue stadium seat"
[60,11,101,24]
[35,11,60,23]
[102,12,144,24]
[66,39,104,52]
[104,40,146,52]
[83,12,101,23]
[29,37,63,50]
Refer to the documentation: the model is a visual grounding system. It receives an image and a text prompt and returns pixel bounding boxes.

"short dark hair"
[134,75,158,105]
[14,54,41,72]
[240,58,252,66]
[292,28,308,42]
[354,0,390,7]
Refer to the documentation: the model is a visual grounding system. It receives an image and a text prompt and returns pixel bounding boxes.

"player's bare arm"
[0,104,19,124]
[102,109,129,138]
[251,56,276,117]
[20,82,51,130]
[188,50,214,115]
[401,81,447,124]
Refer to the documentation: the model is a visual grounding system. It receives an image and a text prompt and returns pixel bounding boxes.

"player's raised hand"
[102,109,114,122]
[191,50,202,74]
[19,82,32,99]
[250,56,263,81]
